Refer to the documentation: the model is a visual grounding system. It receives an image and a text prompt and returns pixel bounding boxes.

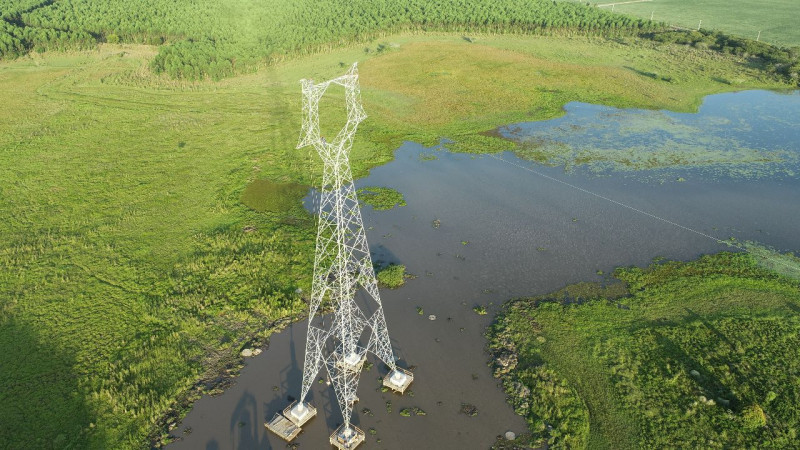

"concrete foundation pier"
[382,367,414,393]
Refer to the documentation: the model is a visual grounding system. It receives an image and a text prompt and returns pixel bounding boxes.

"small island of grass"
[377,264,409,288]
[357,186,407,211]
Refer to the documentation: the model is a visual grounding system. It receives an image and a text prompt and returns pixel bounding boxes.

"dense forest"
[1,0,660,79]
[4,0,798,82]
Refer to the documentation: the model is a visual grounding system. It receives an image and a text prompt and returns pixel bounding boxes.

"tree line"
[2,0,797,84]
[1,0,657,79]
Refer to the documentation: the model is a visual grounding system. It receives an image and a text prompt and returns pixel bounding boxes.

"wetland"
[2,21,798,447]
[170,89,800,449]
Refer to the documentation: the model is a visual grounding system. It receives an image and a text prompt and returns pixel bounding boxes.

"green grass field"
[489,251,800,448]
[577,0,800,47]
[0,33,793,448]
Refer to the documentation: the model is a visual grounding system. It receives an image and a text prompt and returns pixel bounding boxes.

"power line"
[486,153,800,273]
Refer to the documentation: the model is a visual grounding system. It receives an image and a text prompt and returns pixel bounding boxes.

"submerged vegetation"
[357,186,406,211]
[511,135,799,179]
[488,251,800,448]
[741,241,800,281]
[504,94,800,179]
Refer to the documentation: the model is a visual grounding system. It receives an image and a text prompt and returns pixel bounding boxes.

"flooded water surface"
[501,89,800,180]
[170,90,800,449]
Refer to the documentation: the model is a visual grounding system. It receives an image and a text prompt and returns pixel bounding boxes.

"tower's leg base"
[284,400,317,427]
[265,400,317,441]
[383,367,414,394]
[330,425,365,450]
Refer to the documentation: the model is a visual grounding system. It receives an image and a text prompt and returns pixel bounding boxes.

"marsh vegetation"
[488,251,800,448]
[1,1,798,448]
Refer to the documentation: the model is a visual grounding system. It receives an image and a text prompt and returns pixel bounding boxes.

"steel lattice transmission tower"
[266,63,413,449]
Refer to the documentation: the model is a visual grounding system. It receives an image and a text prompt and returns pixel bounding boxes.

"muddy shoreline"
[152,314,302,447]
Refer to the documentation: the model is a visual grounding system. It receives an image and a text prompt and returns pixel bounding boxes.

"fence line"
[596,0,652,7]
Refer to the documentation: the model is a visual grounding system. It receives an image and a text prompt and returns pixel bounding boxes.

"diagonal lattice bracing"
[271,63,414,446]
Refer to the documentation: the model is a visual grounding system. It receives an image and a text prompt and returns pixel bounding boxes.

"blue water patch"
[497,90,800,181]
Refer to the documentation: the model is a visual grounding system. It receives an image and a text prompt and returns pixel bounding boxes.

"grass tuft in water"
[376,264,408,288]
[357,186,406,211]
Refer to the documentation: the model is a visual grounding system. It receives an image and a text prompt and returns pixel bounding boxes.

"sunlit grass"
[489,251,800,448]
[578,0,800,47]
[0,34,793,448]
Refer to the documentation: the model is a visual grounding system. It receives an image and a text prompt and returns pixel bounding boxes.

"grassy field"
[577,0,800,47]
[488,251,800,448]
[0,34,793,448]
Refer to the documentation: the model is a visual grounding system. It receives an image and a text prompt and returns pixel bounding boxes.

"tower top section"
[297,63,367,159]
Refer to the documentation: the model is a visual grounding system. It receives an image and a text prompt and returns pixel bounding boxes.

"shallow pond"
[169,90,800,449]
[502,89,800,180]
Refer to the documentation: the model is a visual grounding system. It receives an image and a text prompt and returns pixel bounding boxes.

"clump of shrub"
[741,404,767,429]
[357,186,406,211]
[377,264,407,288]
[399,407,426,417]
[647,29,800,85]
